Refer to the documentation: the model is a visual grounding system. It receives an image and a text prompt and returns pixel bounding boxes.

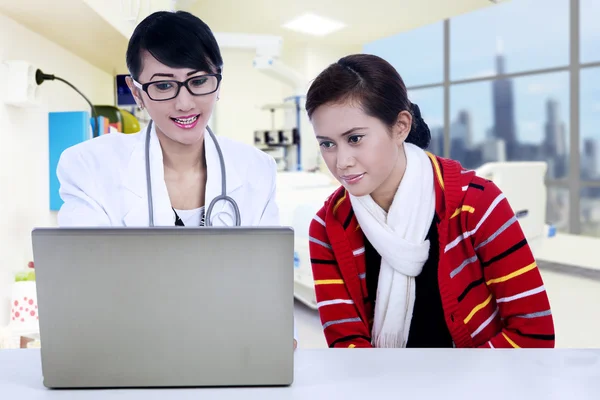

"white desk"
[1,349,599,399]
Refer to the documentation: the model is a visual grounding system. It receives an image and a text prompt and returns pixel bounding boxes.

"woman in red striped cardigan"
[305,54,555,349]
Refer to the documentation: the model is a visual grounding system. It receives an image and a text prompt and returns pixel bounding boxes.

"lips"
[170,114,200,129]
[340,173,365,184]
[171,114,199,124]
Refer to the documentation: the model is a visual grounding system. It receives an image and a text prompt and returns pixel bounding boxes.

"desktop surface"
[1,348,599,399]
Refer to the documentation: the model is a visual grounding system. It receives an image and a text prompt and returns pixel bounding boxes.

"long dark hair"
[126,11,223,81]
[305,54,430,149]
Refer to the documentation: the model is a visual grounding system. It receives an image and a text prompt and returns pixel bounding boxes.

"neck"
[371,146,407,212]
[156,127,205,174]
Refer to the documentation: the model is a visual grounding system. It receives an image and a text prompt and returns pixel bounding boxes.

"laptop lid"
[31,226,295,388]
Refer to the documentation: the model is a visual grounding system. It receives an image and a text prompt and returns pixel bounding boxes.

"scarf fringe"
[373,333,406,348]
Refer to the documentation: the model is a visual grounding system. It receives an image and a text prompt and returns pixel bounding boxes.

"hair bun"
[411,103,422,119]
[407,102,431,150]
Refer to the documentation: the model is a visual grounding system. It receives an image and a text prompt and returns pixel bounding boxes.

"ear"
[125,76,145,109]
[392,110,412,144]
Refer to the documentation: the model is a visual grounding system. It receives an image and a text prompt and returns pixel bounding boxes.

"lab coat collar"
[122,123,242,227]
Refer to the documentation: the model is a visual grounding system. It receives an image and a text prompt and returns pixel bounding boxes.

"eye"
[190,77,208,87]
[154,82,174,91]
[319,141,335,149]
[348,135,364,144]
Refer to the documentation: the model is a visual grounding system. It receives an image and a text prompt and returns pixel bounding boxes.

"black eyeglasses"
[132,73,222,101]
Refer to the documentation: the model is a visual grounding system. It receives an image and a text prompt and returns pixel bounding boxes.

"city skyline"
[364,0,600,150]
[446,47,572,179]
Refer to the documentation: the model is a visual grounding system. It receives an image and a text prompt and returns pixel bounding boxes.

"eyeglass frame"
[131,73,222,101]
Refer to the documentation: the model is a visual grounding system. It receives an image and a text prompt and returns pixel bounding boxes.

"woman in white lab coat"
[56,11,296,347]
[56,11,278,229]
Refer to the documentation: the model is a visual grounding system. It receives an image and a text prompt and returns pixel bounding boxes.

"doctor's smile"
[171,114,200,129]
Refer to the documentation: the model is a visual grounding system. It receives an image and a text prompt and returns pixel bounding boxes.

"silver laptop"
[31,226,295,389]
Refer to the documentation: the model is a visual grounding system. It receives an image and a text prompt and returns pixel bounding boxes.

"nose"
[174,86,196,112]
[336,147,356,171]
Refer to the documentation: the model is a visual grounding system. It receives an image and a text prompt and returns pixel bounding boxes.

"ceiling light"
[282,13,345,36]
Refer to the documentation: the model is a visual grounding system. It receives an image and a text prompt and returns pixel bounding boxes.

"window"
[408,87,444,155]
[363,21,443,87]
[581,0,600,63]
[548,187,570,233]
[450,71,570,178]
[450,0,569,81]
[580,67,600,181]
[581,187,600,237]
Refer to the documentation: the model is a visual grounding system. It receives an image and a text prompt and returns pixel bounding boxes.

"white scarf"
[349,143,436,348]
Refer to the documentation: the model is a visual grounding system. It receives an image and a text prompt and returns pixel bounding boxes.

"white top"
[1,349,599,399]
[55,125,279,227]
[174,206,205,226]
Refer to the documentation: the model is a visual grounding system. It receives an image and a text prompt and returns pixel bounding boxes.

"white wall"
[0,12,114,327]
[213,49,287,145]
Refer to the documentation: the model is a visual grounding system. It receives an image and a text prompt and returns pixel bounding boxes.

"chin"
[340,181,374,198]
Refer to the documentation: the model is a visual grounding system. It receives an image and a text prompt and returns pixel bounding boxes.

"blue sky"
[363,0,600,150]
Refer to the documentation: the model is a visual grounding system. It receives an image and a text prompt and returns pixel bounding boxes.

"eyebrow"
[316,127,367,140]
[149,70,203,81]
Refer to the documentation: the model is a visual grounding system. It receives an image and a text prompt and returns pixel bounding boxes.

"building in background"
[491,41,518,161]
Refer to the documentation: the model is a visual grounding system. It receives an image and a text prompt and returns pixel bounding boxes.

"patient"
[305,54,555,348]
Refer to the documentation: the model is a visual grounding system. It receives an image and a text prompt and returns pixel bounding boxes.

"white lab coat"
[56,123,279,227]
[56,123,298,342]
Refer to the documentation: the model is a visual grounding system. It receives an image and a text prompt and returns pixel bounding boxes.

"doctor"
[56,10,296,347]
[57,11,278,228]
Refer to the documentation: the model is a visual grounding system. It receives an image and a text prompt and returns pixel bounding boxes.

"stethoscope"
[144,120,241,227]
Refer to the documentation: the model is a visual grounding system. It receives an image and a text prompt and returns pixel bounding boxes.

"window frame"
[401,0,600,235]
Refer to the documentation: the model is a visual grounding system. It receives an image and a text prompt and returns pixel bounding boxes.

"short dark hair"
[305,54,430,149]
[126,11,223,81]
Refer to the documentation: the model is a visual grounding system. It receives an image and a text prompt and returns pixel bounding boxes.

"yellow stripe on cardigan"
[486,262,537,285]
[464,293,493,324]
[451,205,475,219]
[333,190,347,216]
[314,279,345,285]
[502,332,521,348]
[426,152,445,191]
[348,344,356,348]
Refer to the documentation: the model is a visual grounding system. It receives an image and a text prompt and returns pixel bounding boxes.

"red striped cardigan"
[309,153,555,348]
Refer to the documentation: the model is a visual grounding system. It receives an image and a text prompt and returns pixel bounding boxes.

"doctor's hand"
[294,339,297,350]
